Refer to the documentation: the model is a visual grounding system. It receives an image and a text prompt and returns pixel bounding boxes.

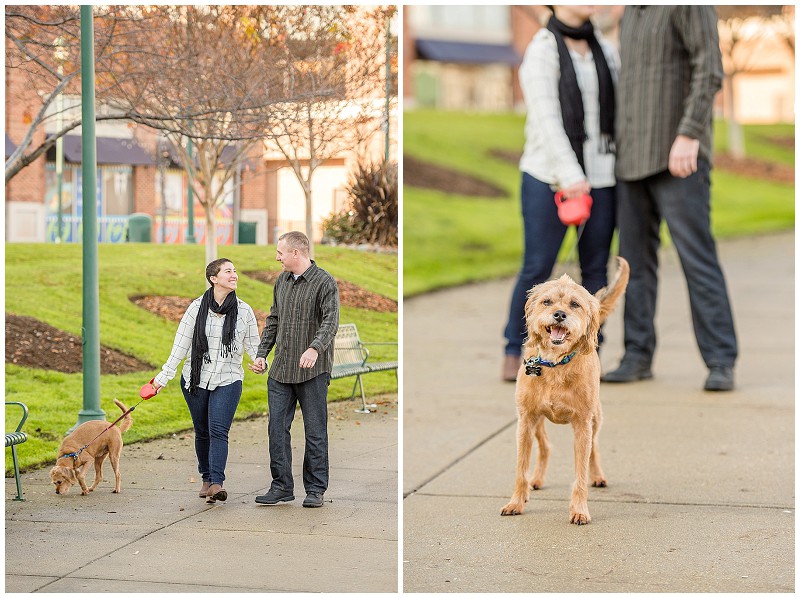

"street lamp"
[53,36,69,243]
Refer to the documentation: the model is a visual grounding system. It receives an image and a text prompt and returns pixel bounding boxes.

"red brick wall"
[511,6,545,109]
[5,52,46,204]
[134,165,157,214]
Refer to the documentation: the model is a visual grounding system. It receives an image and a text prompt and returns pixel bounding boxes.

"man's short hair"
[279,231,310,255]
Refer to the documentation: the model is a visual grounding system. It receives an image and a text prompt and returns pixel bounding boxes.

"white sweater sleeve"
[520,30,586,189]
[155,299,200,388]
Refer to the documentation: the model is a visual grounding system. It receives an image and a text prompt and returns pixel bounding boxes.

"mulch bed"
[5,314,152,374]
[242,271,398,313]
[488,148,793,184]
[7,275,395,376]
[404,154,507,198]
[131,295,270,328]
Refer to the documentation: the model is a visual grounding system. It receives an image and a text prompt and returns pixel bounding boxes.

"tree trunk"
[725,72,746,159]
[304,185,315,260]
[203,182,218,265]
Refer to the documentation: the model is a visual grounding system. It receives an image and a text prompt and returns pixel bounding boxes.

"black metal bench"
[5,401,29,501]
[332,323,398,413]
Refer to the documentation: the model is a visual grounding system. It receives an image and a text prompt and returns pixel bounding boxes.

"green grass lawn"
[404,110,794,296]
[5,243,397,473]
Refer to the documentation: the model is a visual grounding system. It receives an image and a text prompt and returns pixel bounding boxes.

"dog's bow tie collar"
[525,351,577,376]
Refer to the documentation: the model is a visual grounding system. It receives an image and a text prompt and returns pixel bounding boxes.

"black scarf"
[189,287,238,395]
[546,15,615,171]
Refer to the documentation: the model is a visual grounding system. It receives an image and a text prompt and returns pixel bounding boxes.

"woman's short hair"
[206,257,233,285]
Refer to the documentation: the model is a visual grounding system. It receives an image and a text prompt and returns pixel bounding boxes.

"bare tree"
[98,6,296,262]
[6,5,395,262]
[4,5,142,182]
[261,5,395,258]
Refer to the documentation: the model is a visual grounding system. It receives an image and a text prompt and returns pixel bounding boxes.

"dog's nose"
[553,310,567,322]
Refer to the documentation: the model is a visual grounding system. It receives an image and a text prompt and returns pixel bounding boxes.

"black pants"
[267,373,330,495]
[617,161,737,368]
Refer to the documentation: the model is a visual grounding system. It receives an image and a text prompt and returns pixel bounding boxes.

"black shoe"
[302,492,324,508]
[255,487,295,505]
[704,366,734,391]
[601,359,653,383]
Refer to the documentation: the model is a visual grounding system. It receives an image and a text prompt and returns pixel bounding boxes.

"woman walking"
[502,5,619,381]
[152,258,261,503]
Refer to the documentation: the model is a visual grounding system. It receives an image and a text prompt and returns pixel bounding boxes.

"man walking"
[251,231,340,507]
[602,6,738,390]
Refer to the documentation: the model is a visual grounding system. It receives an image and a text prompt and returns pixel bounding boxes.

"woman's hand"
[152,380,163,392]
[560,180,591,199]
[249,357,267,374]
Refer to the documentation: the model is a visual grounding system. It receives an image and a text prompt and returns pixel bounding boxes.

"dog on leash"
[500,257,629,524]
[50,399,133,495]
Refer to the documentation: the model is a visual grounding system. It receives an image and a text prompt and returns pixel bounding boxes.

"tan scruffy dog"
[501,257,629,524]
[50,399,132,495]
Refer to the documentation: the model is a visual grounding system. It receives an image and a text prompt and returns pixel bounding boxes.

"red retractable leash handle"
[139,377,161,400]
[554,190,593,226]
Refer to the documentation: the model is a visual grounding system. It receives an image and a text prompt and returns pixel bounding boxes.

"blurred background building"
[404,5,795,124]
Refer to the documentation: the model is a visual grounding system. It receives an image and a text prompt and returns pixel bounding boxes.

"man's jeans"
[267,373,330,495]
[617,160,738,368]
[180,376,242,486]
[504,172,616,356]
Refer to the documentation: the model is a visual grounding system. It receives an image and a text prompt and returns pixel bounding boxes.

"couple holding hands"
[150,231,340,508]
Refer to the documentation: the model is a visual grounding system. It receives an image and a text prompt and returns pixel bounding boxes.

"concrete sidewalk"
[6,395,398,593]
[404,232,794,592]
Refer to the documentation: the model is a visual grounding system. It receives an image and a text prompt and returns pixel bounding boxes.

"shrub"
[323,159,397,247]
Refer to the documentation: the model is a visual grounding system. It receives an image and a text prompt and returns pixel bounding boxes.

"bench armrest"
[5,402,29,434]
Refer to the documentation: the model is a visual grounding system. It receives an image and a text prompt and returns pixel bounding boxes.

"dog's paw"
[569,510,591,525]
[591,478,607,488]
[112,489,120,493]
[500,502,525,516]
[530,480,544,491]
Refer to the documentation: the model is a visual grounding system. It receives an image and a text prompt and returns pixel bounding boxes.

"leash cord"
[564,221,587,265]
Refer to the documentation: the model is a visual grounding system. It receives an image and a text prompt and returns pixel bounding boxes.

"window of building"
[102,166,133,216]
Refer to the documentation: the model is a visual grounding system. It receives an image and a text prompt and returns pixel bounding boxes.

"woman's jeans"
[267,373,330,496]
[180,376,242,486]
[504,172,616,356]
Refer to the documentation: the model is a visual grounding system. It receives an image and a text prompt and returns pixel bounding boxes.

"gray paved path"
[6,395,398,593]
[403,232,794,592]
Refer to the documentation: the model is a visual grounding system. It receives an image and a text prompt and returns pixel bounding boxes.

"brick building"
[6,56,396,246]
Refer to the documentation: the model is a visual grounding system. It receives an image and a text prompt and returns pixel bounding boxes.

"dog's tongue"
[550,326,567,342]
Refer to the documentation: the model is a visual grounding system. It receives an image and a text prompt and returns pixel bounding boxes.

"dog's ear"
[523,285,544,347]
[579,298,601,355]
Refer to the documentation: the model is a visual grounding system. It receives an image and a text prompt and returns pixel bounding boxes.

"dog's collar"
[525,351,577,376]
[60,451,81,462]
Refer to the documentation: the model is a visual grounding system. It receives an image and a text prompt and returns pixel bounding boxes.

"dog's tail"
[113,399,133,433]
[596,257,630,324]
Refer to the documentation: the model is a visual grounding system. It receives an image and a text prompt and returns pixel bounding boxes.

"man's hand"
[668,135,700,178]
[152,380,163,391]
[248,357,267,374]
[299,348,319,369]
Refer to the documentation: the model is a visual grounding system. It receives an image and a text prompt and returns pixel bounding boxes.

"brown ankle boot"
[502,355,521,382]
[206,483,227,504]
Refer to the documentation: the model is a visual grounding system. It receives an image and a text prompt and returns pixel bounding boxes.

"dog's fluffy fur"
[50,399,132,495]
[500,257,629,524]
